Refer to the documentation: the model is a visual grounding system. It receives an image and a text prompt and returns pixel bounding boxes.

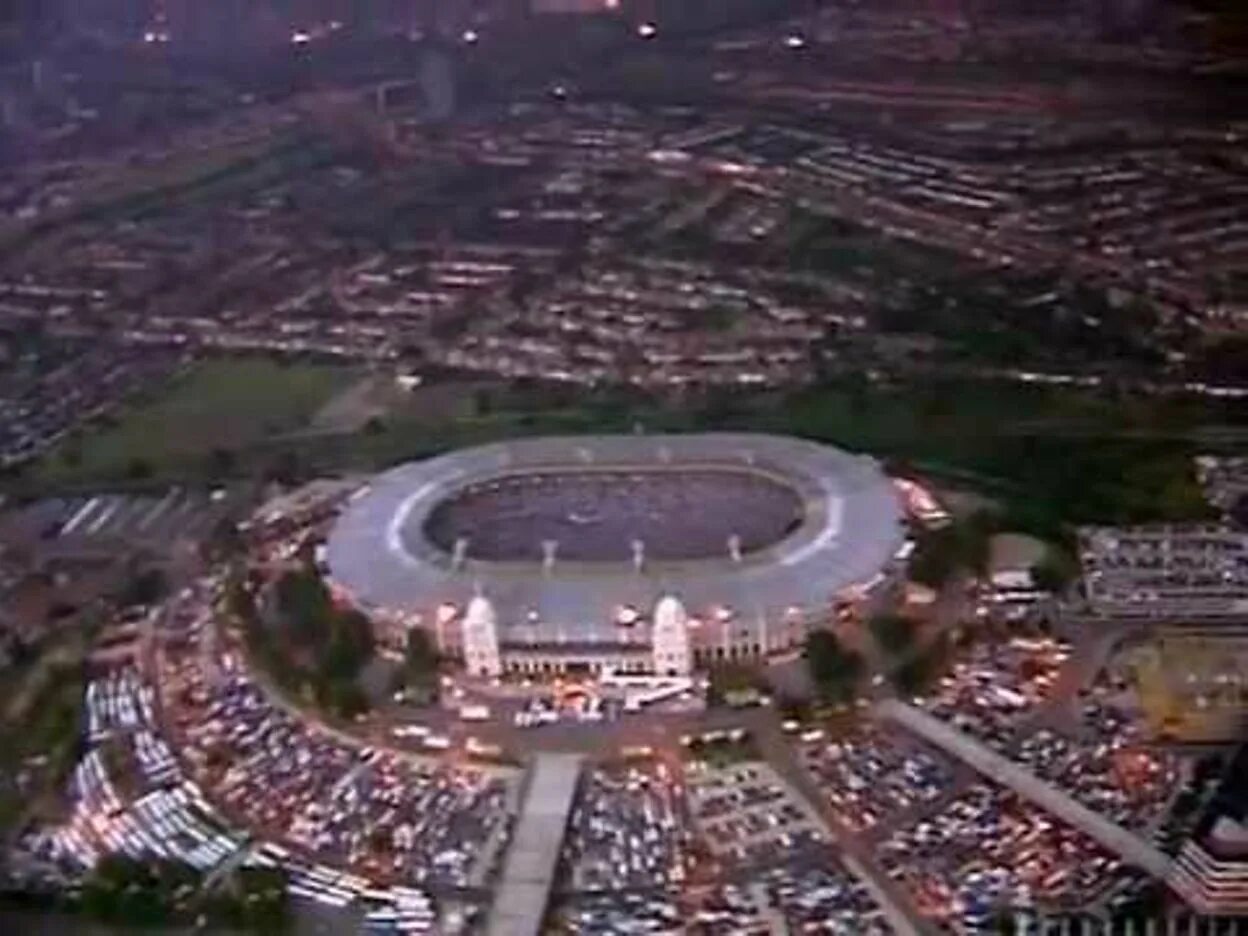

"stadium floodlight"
[615,605,641,627]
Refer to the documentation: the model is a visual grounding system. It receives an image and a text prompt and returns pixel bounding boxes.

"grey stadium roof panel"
[324,433,905,642]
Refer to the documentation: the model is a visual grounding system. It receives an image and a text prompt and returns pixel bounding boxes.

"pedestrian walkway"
[485,753,583,936]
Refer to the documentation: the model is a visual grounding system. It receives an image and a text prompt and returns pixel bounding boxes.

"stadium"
[323,434,906,676]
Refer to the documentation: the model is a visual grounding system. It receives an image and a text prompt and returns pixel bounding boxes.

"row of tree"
[908,509,1080,595]
[76,856,288,931]
[804,631,864,705]
[908,511,998,589]
[237,565,375,719]
[805,615,950,704]
[392,627,440,705]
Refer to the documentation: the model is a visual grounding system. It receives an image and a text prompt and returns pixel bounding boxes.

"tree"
[209,516,244,560]
[869,615,918,658]
[120,567,168,608]
[909,532,959,588]
[707,663,760,706]
[61,440,83,468]
[265,565,379,718]
[909,511,999,587]
[404,628,438,671]
[125,456,153,481]
[805,630,864,704]
[1108,882,1167,924]
[206,446,236,478]
[267,450,301,487]
[275,568,333,647]
[775,693,812,722]
[79,856,202,926]
[231,866,289,931]
[392,628,440,704]
[318,677,369,719]
[228,578,258,622]
[890,633,951,698]
[1030,549,1078,594]
[958,510,998,576]
[319,610,375,681]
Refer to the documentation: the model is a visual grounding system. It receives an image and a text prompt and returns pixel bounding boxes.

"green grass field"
[0,630,92,835]
[39,358,357,485]
[22,358,1234,532]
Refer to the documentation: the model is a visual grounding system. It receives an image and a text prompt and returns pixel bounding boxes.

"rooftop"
[324,433,905,640]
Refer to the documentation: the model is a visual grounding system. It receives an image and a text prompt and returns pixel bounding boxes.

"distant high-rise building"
[0,91,18,130]
[627,0,797,34]
[1094,0,1162,39]
[1171,745,1248,916]
[530,0,619,14]
[419,45,457,122]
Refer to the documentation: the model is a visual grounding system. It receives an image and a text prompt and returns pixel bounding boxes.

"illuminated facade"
[651,595,693,677]
[462,595,503,678]
[325,434,906,676]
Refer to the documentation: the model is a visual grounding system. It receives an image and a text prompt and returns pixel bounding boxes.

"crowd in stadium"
[423,469,804,563]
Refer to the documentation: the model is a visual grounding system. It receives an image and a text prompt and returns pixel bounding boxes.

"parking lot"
[18,666,247,878]
[562,759,693,892]
[1012,691,1179,834]
[878,782,1127,932]
[12,648,486,933]
[551,891,690,936]
[761,860,894,935]
[1,487,235,553]
[797,725,955,835]
[686,760,829,867]
[161,644,517,890]
[916,635,1069,751]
